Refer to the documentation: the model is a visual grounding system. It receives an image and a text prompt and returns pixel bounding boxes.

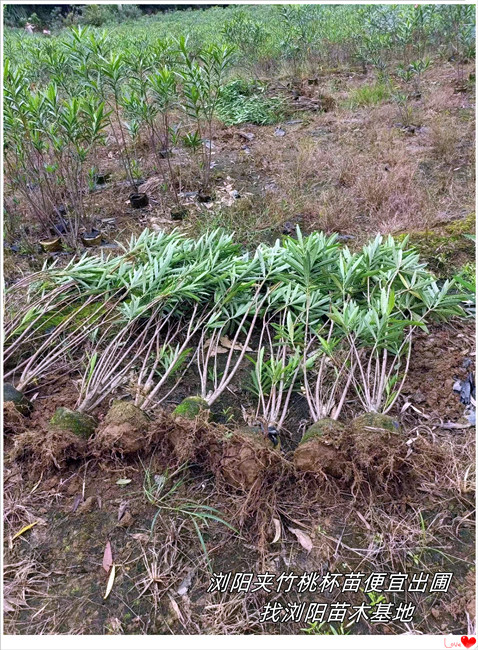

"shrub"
[79,4,116,27]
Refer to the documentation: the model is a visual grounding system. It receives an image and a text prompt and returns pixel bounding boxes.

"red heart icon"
[461,637,476,649]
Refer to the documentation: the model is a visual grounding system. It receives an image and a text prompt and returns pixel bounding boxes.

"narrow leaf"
[12,522,38,541]
[104,563,116,600]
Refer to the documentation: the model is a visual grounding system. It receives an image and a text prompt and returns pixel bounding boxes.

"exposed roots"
[8,427,88,471]
[3,401,28,435]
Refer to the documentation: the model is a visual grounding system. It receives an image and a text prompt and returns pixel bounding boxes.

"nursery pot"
[170,207,188,221]
[40,237,62,253]
[94,172,110,185]
[197,190,214,203]
[50,216,69,236]
[129,192,149,209]
[52,204,67,218]
[81,229,102,247]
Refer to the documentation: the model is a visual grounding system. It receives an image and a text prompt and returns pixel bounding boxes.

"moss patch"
[173,396,209,420]
[299,418,345,445]
[397,214,475,276]
[3,383,32,415]
[50,407,97,439]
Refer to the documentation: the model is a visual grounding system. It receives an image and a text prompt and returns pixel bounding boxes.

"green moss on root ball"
[173,396,209,420]
[50,407,97,439]
[299,418,346,445]
[294,419,349,478]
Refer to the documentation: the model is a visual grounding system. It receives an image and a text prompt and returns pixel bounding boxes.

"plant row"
[5,228,468,428]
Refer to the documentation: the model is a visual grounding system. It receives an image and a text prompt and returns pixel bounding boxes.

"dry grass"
[236,64,474,241]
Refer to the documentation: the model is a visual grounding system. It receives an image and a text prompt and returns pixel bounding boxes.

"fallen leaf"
[219,336,253,352]
[117,502,128,522]
[29,473,43,494]
[116,511,134,528]
[288,527,313,553]
[204,338,228,355]
[177,569,196,596]
[116,478,131,485]
[272,518,281,544]
[3,598,17,613]
[168,595,184,624]
[103,541,113,573]
[12,522,38,541]
[71,494,82,513]
[104,563,116,600]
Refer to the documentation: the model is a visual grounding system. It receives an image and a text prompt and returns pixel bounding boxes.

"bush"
[79,4,116,27]
[117,5,142,22]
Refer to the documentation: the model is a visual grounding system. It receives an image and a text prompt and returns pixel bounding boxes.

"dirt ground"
[3,61,476,636]
[3,317,475,635]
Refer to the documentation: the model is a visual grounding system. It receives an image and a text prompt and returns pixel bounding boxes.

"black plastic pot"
[95,172,110,185]
[81,229,102,247]
[171,207,188,221]
[50,217,69,236]
[197,191,214,203]
[129,192,149,209]
[53,205,67,218]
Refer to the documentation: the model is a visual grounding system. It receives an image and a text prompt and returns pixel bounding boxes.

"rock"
[274,127,286,137]
[282,221,295,235]
[173,396,209,420]
[4,383,32,415]
[50,407,97,439]
[197,191,214,203]
[465,407,476,425]
[171,207,188,221]
[294,419,349,478]
[462,373,475,405]
[94,400,151,455]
